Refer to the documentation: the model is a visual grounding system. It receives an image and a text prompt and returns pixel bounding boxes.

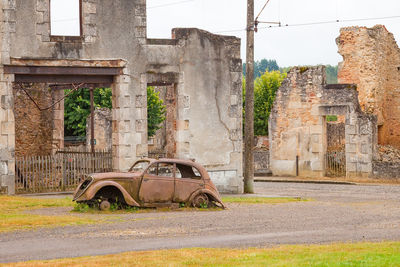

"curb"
[254,179,357,185]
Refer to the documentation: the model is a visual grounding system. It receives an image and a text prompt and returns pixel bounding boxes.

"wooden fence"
[15,149,112,194]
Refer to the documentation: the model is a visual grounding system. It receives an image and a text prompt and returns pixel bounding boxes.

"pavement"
[2,181,400,263]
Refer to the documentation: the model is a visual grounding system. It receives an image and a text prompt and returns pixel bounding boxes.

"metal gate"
[15,150,112,194]
[325,121,346,177]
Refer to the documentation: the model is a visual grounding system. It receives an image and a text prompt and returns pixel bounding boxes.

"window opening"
[50,0,81,36]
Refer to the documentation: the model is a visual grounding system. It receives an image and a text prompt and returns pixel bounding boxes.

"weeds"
[72,202,90,213]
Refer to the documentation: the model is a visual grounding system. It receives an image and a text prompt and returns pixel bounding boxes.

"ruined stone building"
[0,0,243,194]
[337,25,400,148]
[270,25,400,179]
[269,66,376,178]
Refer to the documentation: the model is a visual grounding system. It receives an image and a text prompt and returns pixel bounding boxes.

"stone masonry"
[269,66,377,178]
[86,108,112,151]
[13,83,64,156]
[337,25,400,148]
[0,1,243,194]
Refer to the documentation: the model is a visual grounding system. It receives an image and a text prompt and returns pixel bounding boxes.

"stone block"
[310,124,323,134]
[176,120,189,130]
[135,95,146,108]
[0,161,8,175]
[346,143,357,153]
[346,125,356,134]
[311,160,323,171]
[346,162,357,172]
[1,121,14,135]
[83,2,97,14]
[312,143,320,153]
[135,119,146,133]
[361,143,370,154]
[136,144,147,157]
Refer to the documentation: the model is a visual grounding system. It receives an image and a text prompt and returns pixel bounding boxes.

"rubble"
[376,145,400,163]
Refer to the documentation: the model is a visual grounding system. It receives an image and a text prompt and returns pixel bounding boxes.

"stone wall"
[269,66,377,178]
[146,29,243,193]
[372,161,400,179]
[337,25,400,148]
[86,108,112,151]
[13,83,60,157]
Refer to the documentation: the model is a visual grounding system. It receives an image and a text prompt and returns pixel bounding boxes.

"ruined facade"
[337,25,400,148]
[0,0,243,194]
[269,66,377,178]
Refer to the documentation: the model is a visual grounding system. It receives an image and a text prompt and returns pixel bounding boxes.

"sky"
[52,0,400,67]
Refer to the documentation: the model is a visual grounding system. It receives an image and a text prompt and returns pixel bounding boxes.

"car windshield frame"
[128,159,151,173]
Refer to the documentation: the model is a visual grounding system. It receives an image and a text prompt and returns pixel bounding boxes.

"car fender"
[189,189,226,209]
[84,181,140,207]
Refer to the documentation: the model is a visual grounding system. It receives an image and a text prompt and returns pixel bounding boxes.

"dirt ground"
[1,181,400,263]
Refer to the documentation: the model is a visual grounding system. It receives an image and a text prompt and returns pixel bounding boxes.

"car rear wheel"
[192,193,209,208]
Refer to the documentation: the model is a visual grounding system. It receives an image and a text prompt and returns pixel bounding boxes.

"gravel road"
[1,182,400,263]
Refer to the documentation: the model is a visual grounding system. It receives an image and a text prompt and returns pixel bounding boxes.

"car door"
[174,163,204,203]
[139,162,175,203]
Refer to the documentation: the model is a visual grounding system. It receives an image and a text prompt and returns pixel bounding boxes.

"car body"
[73,158,226,209]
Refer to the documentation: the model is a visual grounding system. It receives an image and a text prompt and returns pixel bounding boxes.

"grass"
[3,242,400,266]
[222,196,308,204]
[0,196,96,233]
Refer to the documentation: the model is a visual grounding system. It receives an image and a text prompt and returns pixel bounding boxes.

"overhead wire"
[214,15,400,34]
[257,15,400,30]
[148,0,196,9]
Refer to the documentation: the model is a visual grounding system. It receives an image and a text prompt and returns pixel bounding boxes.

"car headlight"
[73,176,94,200]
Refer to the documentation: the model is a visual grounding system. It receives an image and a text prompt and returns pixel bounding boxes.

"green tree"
[325,65,338,84]
[243,70,287,136]
[147,86,166,137]
[64,88,112,137]
[64,87,166,138]
[243,59,280,79]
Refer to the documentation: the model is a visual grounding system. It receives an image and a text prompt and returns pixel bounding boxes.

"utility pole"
[244,0,255,193]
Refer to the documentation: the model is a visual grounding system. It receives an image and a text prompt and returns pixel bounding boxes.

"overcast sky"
[52,0,400,67]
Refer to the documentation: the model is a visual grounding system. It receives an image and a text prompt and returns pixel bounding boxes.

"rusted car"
[73,158,226,210]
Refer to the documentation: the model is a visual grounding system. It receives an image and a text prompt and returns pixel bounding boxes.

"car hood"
[90,172,141,180]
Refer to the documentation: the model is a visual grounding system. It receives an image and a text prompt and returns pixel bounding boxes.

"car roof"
[141,158,209,177]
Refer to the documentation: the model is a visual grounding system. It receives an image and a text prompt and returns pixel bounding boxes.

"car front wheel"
[192,193,209,208]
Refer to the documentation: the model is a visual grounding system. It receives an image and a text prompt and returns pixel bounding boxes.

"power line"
[148,0,196,9]
[258,15,400,30]
[215,15,400,34]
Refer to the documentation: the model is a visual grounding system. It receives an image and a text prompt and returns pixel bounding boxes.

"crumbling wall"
[146,29,243,193]
[337,25,400,148]
[13,83,64,156]
[269,66,377,178]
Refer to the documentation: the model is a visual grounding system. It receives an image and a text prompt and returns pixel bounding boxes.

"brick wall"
[337,25,400,148]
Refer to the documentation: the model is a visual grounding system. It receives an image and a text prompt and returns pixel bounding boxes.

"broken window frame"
[49,0,83,41]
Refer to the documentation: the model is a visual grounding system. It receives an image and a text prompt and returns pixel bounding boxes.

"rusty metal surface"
[9,58,126,68]
[73,158,225,209]
[4,65,122,75]
[14,75,114,84]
